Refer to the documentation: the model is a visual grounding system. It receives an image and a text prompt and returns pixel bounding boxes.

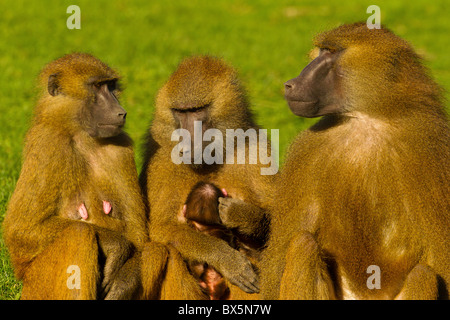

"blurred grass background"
[0,0,449,299]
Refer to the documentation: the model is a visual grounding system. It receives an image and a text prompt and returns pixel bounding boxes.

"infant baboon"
[179,182,260,299]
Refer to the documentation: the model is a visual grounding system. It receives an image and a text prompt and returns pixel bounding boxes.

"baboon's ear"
[48,73,61,96]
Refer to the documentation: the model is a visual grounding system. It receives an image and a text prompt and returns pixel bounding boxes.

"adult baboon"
[140,55,276,299]
[3,53,166,300]
[261,23,450,300]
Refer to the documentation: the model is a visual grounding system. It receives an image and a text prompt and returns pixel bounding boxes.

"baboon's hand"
[96,229,134,298]
[104,254,141,300]
[214,245,259,294]
[218,197,267,240]
[218,197,248,228]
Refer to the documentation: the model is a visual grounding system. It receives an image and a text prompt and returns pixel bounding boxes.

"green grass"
[0,0,449,299]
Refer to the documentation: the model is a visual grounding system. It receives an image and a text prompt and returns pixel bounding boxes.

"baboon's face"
[48,74,126,138]
[284,48,344,118]
[84,79,127,138]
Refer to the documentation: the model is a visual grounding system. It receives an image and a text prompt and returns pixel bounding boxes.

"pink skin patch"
[103,201,112,215]
[177,204,187,223]
[221,188,228,197]
[78,203,88,220]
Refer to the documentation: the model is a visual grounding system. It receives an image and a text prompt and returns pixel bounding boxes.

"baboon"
[2,53,166,300]
[261,23,450,300]
[179,182,232,300]
[140,55,276,299]
[179,182,261,300]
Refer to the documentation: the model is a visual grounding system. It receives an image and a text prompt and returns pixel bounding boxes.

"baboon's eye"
[320,47,335,54]
[107,81,116,92]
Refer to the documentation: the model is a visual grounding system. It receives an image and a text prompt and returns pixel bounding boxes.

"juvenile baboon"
[261,23,450,300]
[179,182,261,299]
[2,53,166,300]
[140,55,276,299]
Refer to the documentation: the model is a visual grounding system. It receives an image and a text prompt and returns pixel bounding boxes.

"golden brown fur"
[261,23,450,300]
[2,53,165,299]
[141,55,276,299]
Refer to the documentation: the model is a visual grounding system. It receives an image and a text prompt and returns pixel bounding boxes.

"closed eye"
[172,103,210,113]
[320,47,333,54]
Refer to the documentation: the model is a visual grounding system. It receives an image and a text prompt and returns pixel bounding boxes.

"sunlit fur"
[151,55,255,143]
[34,53,122,136]
[2,53,158,299]
[261,23,449,300]
[141,55,275,299]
